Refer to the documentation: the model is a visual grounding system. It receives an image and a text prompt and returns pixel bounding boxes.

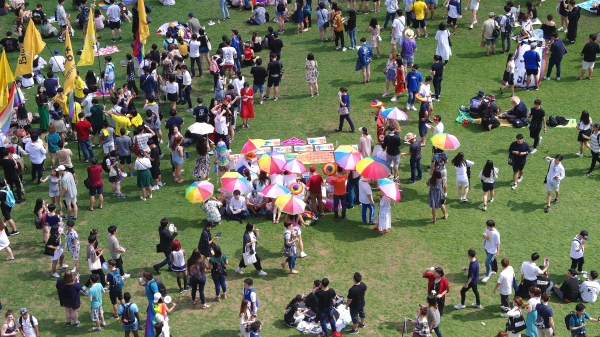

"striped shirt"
[590,131,600,153]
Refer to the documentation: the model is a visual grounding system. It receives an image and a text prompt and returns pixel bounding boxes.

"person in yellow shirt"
[332,7,346,51]
[177,36,189,59]
[409,0,428,38]
[74,70,86,103]
[106,109,132,136]
[53,87,68,117]
[71,102,82,123]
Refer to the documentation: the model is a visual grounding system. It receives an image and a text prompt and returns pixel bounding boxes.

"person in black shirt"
[304,279,321,317]
[264,53,283,101]
[315,278,337,336]
[401,133,422,183]
[430,55,444,101]
[536,270,553,293]
[270,32,284,60]
[264,26,275,52]
[527,99,546,153]
[284,294,310,327]
[578,34,600,80]
[346,272,368,334]
[0,148,24,203]
[250,59,268,104]
[193,96,210,124]
[553,268,581,302]
[153,218,178,274]
[0,32,19,53]
[382,125,401,181]
[545,32,566,80]
[31,3,46,24]
[148,139,163,189]
[508,133,531,189]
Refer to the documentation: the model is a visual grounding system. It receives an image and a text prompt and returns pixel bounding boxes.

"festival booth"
[512,29,547,88]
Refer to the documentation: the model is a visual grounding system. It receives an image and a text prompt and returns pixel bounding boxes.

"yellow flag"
[78,5,96,66]
[62,31,77,95]
[138,0,150,45]
[14,21,46,77]
[0,50,15,107]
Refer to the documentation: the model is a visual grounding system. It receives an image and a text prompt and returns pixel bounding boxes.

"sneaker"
[109,314,119,319]
[544,206,551,213]
[59,264,69,269]
[140,196,146,201]
[544,76,550,80]
[481,276,490,283]
[469,24,473,29]
[347,329,359,334]
[558,26,564,31]
[342,47,347,52]
[482,205,487,211]
[535,86,539,91]
[336,46,341,50]
[273,96,278,101]
[410,105,417,111]
[158,181,165,187]
[530,148,537,154]
[71,266,77,273]
[52,272,61,278]
[511,183,517,190]
[92,327,102,331]
[576,152,583,157]
[556,77,560,81]
[490,271,496,275]
[390,95,397,101]
[382,91,389,97]
[152,185,159,190]
[358,323,365,328]
[101,322,106,327]
[119,36,123,41]
[424,34,429,37]
[111,38,116,42]
[552,198,559,204]
[179,288,184,294]
[517,176,523,183]
[235,267,244,274]
[539,137,542,145]
[489,198,494,203]
[123,274,131,278]
[432,98,440,102]
[454,304,466,310]
[300,251,308,258]
[406,103,410,110]
[9,230,19,236]
[258,270,268,276]
[263,96,270,100]
[472,303,483,309]
[462,198,468,202]
[74,321,80,327]
[186,108,193,112]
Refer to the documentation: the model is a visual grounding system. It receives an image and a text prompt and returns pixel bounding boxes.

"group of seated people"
[468,91,530,130]
[552,269,600,304]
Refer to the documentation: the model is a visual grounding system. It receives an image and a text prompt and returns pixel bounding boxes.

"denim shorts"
[123,321,139,331]
[253,83,265,94]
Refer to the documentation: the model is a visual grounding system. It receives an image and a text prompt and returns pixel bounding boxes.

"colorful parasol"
[377,178,401,202]
[185,181,215,203]
[288,182,304,195]
[415,93,428,103]
[283,158,307,174]
[333,145,362,171]
[187,122,215,135]
[370,100,384,108]
[356,157,391,179]
[430,133,461,150]
[381,107,409,121]
[258,151,286,174]
[241,139,267,154]
[261,184,291,198]
[322,162,337,176]
[275,195,307,215]
[220,172,250,193]
[302,211,314,219]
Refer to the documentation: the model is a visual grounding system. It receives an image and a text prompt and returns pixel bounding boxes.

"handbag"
[377,35,382,42]
[284,245,294,257]
[508,153,514,166]
[479,39,486,48]
[156,244,163,253]
[243,248,257,265]
[355,59,361,71]
[88,256,101,271]
[447,30,452,47]
[338,107,349,115]
[542,160,552,183]
[506,313,526,333]
[83,177,92,189]
[207,39,212,51]
[512,276,519,293]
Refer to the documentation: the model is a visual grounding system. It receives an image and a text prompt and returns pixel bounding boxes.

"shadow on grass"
[310,218,383,242]
[377,321,404,334]
[449,304,503,321]
[506,200,543,214]
[200,328,242,337]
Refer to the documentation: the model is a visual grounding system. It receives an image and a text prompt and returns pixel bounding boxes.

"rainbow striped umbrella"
[430,133,461,150]
[261,184,290,198]
[381,107,409,121]
[185,181,214,203]
[275,195,307,215]
[334,145,362,171]
[221,172,250,193]
[377,178,401,202]
[283,158,306,174]
[241,138,267,154]
[258,151,286,174]
[356,157,391,179]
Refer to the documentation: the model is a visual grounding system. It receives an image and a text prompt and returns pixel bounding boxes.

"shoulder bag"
[339,107,349,115]
[88,255,101,271]
[506,311,526,333]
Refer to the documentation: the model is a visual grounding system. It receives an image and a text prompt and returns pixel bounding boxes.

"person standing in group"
[402,29,417,70]
[86,157,104,211]
[358,37,374,83]
[57,165,78,220]
[405,63,422,111]
[422,267,449,316]
[107,226,129,278]
[306,166,324,218]
[426,295,442,337]
[527,99,546,154]
[106,0,123,42]
[390,10,404,55]
[570,230,588,274]
[500,53,516,96]
[508,134,530,190]
[73,113,95,163]
[493,258,514,315]
[281,221,299,274]
[578,34,600,80]
[426,170,447,223]
[568,303,600,335]
[106,259,125,320]
[330,166,348,220]
[522,43,541,91]
[344,9,357,50]
[409,0,427,38]
[153,218,178,274]
[16,308,39,337]
[358,127,373,158]
[345,272,367,335]
[576,110,592,158]
[544,32,566,81]
[372,193,392,234]
[466,0,479,29]
[316,278,338,336]
[565,0,580,44]
[519,253,549,298]
[481,220,501,283]
[358,177,375,224]
[87,273,106,331]
[479,160,498,211]
[56,270,83,327]
[305,53,319,97]
[502,296,524,336]
[331,7,346,51]
[430,55,445,101]
[454,249,482,309]
[401,133,422,183]
[450,152,474,202]
[264,52,283,101]
[24,133,46,185]
[543,154,564,213]
[586,123,600,176]
[383,125,401,181]
[118,292,141,337]
[382,53,398,98]
[499,6,513,53]
[481,12,499,56]
[384,0,399,29]
[535,292,555,336]
[208,245,229,301]
[187,249,210,308]
[170,239,189,293]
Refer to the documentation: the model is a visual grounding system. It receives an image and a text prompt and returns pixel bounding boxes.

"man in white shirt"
[481,220,501,283]
[106,0,123,42]
[520,253,549,298]
[246,190,267,219]
[544,154,565,213]
[493,257,514,315]
[358,177,375,223]
[570,230,588,274]
[214,107,229,150]
[221,40,237,81]
[384,0,399,29]
[227,189,248,223]
[580,270,600,303]
[81,89,93,117]
[55,0,69,42]
[431,115,444,135]
[391,10,405,55]
[17,308,39,337]
[49,50,66,73]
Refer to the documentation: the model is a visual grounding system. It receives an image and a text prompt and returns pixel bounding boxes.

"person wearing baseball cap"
[401,133,422,183]
[187,12,201,35]
[17,308,39,336]
[570,230,589,274]
[306,166,324,219]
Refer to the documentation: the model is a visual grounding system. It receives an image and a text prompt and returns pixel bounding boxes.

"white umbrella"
[187,122,214,135]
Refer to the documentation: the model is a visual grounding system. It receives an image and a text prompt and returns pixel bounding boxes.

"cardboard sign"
[273,146,293,153]
[307,137,327,145]
[296,151,335,164]
[314,143,334,151]
[264,139,281,146]
[294,145,314,152]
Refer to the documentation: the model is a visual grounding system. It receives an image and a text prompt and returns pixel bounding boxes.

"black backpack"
[512,119,524,128]
[213,257,227,277]
[277,1,286,12]
[101,155,111,173]
[504,14,515,32]
[149,278,168,297]
[121,303,136,325]
[547,116,558,127]
[564,311,576,331]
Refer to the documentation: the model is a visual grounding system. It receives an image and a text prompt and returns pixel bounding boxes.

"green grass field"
[1,0,600,335]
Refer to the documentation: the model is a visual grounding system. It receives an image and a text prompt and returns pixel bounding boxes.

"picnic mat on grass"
[471,118,513,126]
[556,118,578,127]
[470,117,578,127]
[578,0,599,12]
[515,18,542,27]
[95,46,120,57]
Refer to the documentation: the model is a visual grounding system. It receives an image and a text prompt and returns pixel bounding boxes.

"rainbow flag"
[68,91,75,120]
[0,83,16,135]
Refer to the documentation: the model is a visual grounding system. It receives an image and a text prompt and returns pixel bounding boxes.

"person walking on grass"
[481,12,498,56]
[153,218,177,274]
[481,220,501,283]
[454,249,482,310]
[479,160,498,211]
[346,272,367,335]
[450,152,474,202]
[576,110,592,158]
[586,123,600,176]
[335,87,355,133]
[543,154,564,213]
[578,34,600,80]
[88,273,107,331]
[118,292,141,337]
[528,99,546,154]
[508,134,530,190]
[426,170,447,223]
[493,258,514,316]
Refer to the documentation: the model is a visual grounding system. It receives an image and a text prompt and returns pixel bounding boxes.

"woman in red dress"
[240,82,255,129]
